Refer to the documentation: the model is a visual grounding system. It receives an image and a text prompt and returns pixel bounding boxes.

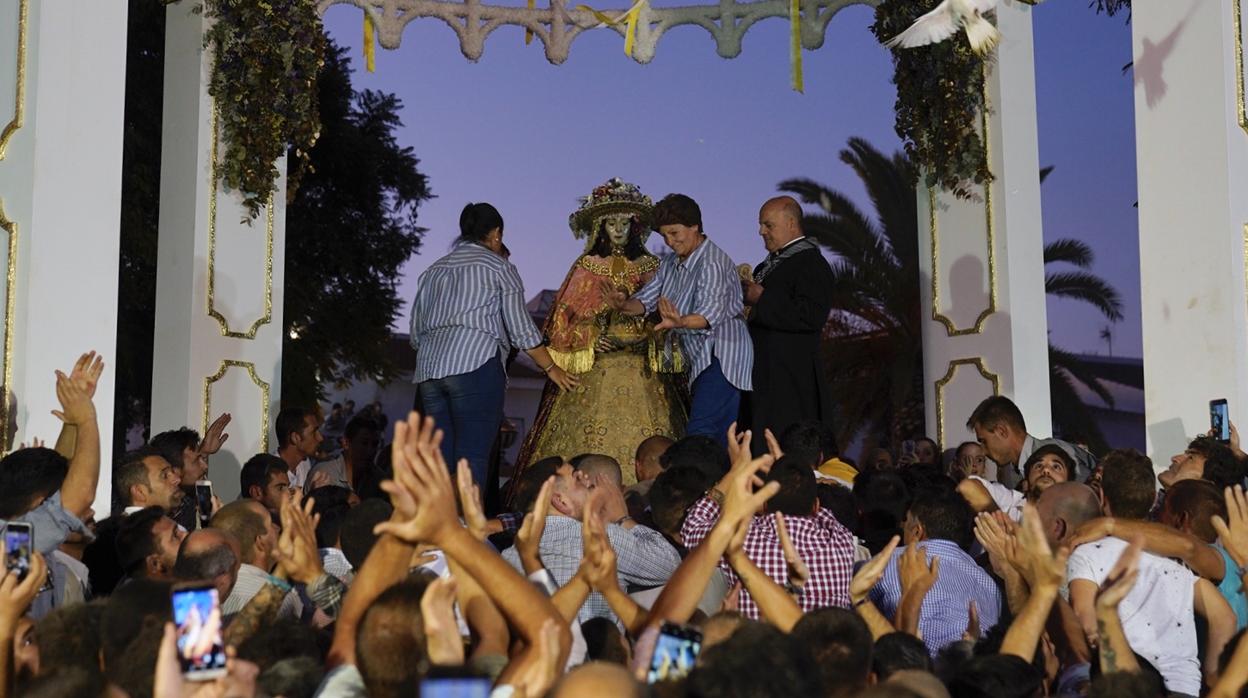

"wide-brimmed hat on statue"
[568,177,653,241]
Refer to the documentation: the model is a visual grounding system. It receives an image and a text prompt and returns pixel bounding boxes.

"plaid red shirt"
[681,496,856,620]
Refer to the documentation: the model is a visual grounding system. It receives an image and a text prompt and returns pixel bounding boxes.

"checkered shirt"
[680,497,856,620]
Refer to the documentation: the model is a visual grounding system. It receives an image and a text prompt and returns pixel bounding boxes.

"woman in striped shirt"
[409,203,578,486]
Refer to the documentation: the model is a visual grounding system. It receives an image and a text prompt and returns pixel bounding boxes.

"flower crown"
[568,178,653,239]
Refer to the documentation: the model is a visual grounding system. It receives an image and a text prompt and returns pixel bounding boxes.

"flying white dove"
[884,0,1001,56]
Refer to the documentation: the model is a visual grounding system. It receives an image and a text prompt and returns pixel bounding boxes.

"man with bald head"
[742,196,836,454]
[1035,482,1102,548]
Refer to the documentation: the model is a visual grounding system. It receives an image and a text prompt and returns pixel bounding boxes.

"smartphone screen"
[172,584,227,680]
[648,622,702,684]
[419,678,492,698]
[1211,399,1230,443]
[4,523,32,582]
[901,440,916,459]
[195,481,214,524]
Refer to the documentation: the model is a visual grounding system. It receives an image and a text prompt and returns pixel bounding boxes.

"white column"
[1133,0,1248,462]
[0,0,127,511]
[919,0,1051,449]
[151,2,286,502]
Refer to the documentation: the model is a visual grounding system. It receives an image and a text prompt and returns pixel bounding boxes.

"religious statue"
[514,178,688,483]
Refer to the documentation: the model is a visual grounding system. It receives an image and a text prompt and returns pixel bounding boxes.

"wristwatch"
[707,487,726,506]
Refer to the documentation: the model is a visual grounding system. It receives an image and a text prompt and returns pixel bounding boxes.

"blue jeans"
[415,357,505,487]
[685,356,740,447]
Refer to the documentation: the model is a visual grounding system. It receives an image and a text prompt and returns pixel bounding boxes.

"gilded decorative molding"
[202,359,271,453]
[0,0,28,160]
[928,79,996,337]
[206,106,275,339]
[933,357,1000,448]
[1235,0,1246,135]
[0,199,17,453]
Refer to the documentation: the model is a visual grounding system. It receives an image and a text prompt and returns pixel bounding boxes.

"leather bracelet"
[707,487,726,506]
[852,597,869,608]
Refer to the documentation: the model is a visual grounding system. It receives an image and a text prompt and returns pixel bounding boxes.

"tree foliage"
[281,41,431,407]
[115,6,429,443]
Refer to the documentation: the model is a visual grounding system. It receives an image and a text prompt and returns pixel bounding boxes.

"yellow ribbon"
[575,0,647,57]
[525,0,535,45]
[363,12,376,73]
[789,0,803,92]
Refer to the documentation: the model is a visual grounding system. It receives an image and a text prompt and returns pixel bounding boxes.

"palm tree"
[780,138,924,452]
[780,141,1123,454]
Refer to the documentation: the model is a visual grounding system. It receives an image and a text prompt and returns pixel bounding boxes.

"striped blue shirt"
[632,238,753,390]
[869,539,1002,656]
[409,241,543,383]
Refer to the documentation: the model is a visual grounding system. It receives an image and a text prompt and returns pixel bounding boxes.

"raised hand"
[1011,504,1069,591]
[974,512,1016,578]
[199,413,232,456]
[725,422,748,466]
[582,493,620,592]
[275,490,324,585]
[457,459,488,542]
[17,438,44,450]
[154,623,260,698]
[1212,485,1248,568]
[507,619,563,698]
[421,576,465,665]
[374,412,461,546]
[66,351,104,398]
[763,428,785,461]
[516,477,553,574]
[850,535,900,604]
[962,600,981,642]
[51,369,96,426]
[775,513,810,593]
[899,542,940,598]
[719,453,779,529]
[654,296,684,331]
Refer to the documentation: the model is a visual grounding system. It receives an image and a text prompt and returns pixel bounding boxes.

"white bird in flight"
[884,0,1001,56]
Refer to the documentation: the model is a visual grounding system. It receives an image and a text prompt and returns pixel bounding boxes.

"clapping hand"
[274,490,323,585]
[899,542,940,598]
[974,512,1017,579]
[421,576,465,665]
[457,459,488,542]
[516,477,553,574]
[775,513,810,594]
[1009,505,1068,592]
[374,412,461,547]
[849,535,900,604]
[581,491,620,592]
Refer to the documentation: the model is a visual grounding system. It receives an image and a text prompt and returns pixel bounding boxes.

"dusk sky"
[322,1,1141,358]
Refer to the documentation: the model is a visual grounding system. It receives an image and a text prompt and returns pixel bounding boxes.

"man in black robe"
[741,196,836,455]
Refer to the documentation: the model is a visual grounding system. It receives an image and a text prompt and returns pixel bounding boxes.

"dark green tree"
[781,142,1124,454]
[281,41,431,407]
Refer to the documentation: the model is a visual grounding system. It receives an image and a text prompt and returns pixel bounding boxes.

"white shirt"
[1063,537,1200,695]
[967,476,1026,522]
[289,459,311,490]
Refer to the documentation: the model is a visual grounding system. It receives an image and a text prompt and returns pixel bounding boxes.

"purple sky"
[322,1,1141,358]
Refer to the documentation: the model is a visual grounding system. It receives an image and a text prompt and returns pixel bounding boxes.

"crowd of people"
[3,193,1248,698]
[2,348,1248,698]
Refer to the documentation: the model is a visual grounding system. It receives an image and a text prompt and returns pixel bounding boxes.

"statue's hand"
[594,335,620,353]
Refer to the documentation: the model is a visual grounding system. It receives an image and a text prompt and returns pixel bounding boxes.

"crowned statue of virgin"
[514,178,688,483]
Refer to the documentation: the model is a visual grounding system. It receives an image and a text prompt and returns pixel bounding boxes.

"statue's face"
[603,215,631,246]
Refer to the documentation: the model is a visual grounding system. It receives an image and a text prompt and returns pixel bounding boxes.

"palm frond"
[1049,343,1115,407]
[1043,238,1094,268]
[1039,165,1055,184]
[840,138,919,266]
[1045,271,1125,321]
[1049,358,1110,455]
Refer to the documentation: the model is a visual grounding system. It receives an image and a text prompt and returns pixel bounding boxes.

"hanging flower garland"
[200,0,326,220]
[870,0,993,200]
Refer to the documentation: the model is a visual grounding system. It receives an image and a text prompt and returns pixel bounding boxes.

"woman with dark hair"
[409,202,577,487]
[513,179,687,483]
